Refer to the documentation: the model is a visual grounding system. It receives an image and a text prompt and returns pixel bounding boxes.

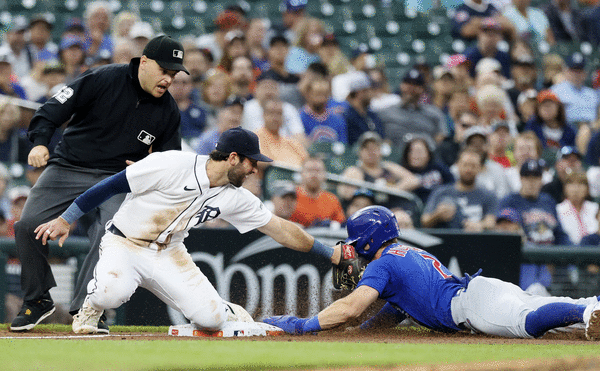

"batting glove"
[263,315,321,335]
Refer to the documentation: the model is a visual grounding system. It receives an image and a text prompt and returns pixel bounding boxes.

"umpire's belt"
[108,224,126,238]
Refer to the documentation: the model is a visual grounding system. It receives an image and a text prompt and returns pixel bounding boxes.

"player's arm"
[258,214,341,264]
[357,302,407,330]
[263,285,379,334]
[34,170,131,246]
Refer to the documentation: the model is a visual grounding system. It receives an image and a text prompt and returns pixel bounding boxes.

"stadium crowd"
[1,0,600,313]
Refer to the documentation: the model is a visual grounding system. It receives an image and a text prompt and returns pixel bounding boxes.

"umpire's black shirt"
[28,58,182,172]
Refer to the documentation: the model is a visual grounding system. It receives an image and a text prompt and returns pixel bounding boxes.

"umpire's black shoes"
[10,293,55,332]
[97,313,110,334]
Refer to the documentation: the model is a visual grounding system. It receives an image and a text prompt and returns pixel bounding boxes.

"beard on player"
[227,163,250,187]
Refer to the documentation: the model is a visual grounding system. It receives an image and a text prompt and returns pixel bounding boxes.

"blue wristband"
[300,316,321,334]
[60,203,85,225]
[310,239,334,260]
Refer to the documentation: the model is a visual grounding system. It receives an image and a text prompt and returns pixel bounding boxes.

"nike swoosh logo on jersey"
[184,186,195,191]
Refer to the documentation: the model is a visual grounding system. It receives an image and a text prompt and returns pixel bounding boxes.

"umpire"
[10,35,186,332]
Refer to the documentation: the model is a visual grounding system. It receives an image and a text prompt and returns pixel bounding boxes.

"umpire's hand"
[35,217,71,247]
[28,145,50,167]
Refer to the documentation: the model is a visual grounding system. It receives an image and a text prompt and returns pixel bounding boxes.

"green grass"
[29,323,171,333]
[1,336,600,370]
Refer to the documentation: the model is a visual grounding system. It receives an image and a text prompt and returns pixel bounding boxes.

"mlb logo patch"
[137,130,156,145]
[173,49,183,59]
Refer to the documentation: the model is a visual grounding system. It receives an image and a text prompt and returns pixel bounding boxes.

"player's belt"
[108,224,126,239]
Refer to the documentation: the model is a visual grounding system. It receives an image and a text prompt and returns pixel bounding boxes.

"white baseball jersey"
[111,151,272,247]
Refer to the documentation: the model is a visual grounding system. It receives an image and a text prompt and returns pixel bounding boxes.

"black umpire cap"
[142,35,189,75]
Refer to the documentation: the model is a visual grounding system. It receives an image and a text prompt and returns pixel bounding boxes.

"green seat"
[262,166,297,200]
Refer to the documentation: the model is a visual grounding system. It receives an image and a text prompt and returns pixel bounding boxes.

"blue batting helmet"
[345,206,400,261]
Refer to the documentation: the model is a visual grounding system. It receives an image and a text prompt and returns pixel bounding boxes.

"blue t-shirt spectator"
[340,101,385,146]
[465,46,512,78]
[300,105,348,144]
[451,0,501,40]
[180,102,208,140]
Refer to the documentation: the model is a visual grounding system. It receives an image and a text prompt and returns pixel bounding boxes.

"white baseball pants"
[86,232,227,330]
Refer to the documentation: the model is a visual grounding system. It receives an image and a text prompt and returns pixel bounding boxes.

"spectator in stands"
[197,9,247,63]
[542,145,584,203]
[457,126,511,199]
[58,35,88,84]
[247,19,269,72]
[83,1,114,62]
[368,67,401,113]
[447,54,474,91]
[344,188,376,220]
[267,0,307,47]
[452,0,516,41]
[421,148,498,231]
[474,83,517,134]
[195,96,243,155]
[524,89,575,155]
[557,171,599,245]
[26,14,58,63]
[488,122,512,168]
[499,158,570,289]
[0,16,32,79]
[242,75,306,144]
[286,17,324,75]
[111,39,136,64]
[217,31,250,74]
[318,34,351,78]
[402,135,454,205]
[34,63,67,104]
[229,56,255,101]
[551,53,598,126]
[515,89,538,130]
[62,17,87,41]
[431,66,457,116]
[544,0,585,42]
[267,180,298,221]
[446,89,473,138]
[465,18,511,78]
[375,68,447,148]
[495,207,524,234]
[0,97,29,163]
[330,45,377,102]
[111,11,139,44]
[299,78,347,144]
[581,3,600,46]
[503,0,554,44]
[581,210,600,245]
[262,34,303,108]
[290,155,345,228]
[337,132,419,207]
[128,22,154,56]
[185,48,214,101]
[505,131,544,192]
[169,72,207,148]
[542,53,565,89]
[201,70,232,128]
[437,110,479,168]
[255,98,308,169]
[341,72,385,146]
[507,54,537,114]
[0,55,28,99]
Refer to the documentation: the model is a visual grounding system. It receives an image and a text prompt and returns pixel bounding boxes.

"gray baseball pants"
[15,159,125,313]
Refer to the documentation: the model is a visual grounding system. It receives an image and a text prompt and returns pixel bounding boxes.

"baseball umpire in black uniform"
[10,36,186,332]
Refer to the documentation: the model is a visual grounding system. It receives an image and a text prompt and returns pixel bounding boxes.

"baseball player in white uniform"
[35,128,341,334]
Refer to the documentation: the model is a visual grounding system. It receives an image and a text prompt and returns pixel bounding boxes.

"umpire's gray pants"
[15,159,125,313]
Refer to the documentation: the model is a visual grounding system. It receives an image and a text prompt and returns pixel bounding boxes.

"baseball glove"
[333,243,368,290]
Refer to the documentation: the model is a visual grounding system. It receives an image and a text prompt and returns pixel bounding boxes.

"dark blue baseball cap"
[566,52,586,70]
[496,208,521,224]
[216,127,273,162]
[556,146,581,161]
[520,159,545,177]
[403,68,425,86]
[281,0,307,12]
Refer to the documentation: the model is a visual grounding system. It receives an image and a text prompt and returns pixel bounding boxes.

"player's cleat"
[224,301,254,322]
[585,301,600,341]
[97,313,110,334]
[72,299,104,334]
[10,293,55,332]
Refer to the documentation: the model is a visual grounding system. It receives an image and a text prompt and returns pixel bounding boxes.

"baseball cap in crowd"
[7,16,28,32]
[348,72,371,93]
[60,35,86,50]
[446,54,467,69]
[357,131,382,148]
[281,0,307,12]
[350,188,376,204]
[475,58,501,76]
[223,95,245,108]
[129,21,154,40]
[537,89,560,104]
[225,30,245,44]
[216,127,273,162]
[512,54,535,67]
[491,121,510,132]
[517,89,538,106]
[270,180,297,198]
[433,65,454,80]
[566,52,586,70]
[269,33,290,47]
[8,186,30,204]
[403,68,425,86]
[214,10,245,30]
[143,35,189,75]
[496,208,522,224]
[480,17,502,32]
[463,126,489,143]
[520,159,545,177]
[29,13,53,30]
[556,146,581,162]
[65,17,86,32]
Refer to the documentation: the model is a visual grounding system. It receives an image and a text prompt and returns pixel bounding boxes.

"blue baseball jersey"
[357,243,463,332]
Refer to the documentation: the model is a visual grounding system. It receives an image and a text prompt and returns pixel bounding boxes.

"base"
[168,321,284,337]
